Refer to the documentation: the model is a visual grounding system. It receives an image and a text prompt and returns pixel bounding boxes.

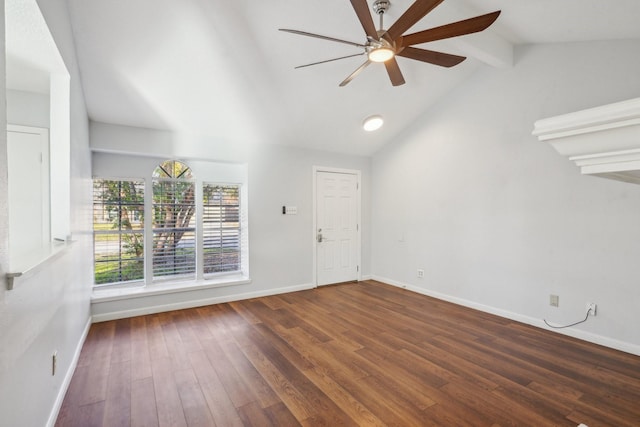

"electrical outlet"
[549,294,559,307]
[52,351,57,376]
[417,269,424,278]
[586,302,597,316]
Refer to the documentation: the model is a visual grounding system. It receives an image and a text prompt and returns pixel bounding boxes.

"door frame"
[312,166,362,287]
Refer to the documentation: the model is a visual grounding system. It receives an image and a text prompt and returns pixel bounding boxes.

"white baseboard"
[47,316,92,427]
[92,283,316,323]
[371,275,640,357]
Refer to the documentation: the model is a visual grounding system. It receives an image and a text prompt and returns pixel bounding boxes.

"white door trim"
[312,166,362,287]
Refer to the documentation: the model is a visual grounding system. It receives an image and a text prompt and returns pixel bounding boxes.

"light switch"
[283,206,298,215]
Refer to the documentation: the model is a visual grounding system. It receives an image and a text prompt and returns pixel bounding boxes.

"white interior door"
[316,170,359,286]
[7,126,50,259]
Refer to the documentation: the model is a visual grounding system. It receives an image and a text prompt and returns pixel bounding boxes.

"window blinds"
[93,179,145,285]
[203,184,241,274]
[152,180,196,279]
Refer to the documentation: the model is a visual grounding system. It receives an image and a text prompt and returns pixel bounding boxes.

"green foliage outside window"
[93,179,145,284]
[152,160,196,278]
[93,160,242,285]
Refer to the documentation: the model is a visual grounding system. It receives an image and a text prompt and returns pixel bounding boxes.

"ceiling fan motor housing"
[373,0,391,15]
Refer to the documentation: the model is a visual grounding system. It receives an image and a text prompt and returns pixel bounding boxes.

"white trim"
[144,177,154,282]
[371,275,640,357]
[532,98,640,142]
[92,275,251,303]
[532,97,640,185]
[195,181,204,281]
[312,166,362,286]
[46,316,92,427]
[92,283,315,322]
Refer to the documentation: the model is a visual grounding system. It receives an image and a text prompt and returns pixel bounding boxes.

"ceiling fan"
[280,0,501,87]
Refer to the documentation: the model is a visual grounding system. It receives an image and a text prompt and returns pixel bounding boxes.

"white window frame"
[93,159,249,291]
[92,178,145,286]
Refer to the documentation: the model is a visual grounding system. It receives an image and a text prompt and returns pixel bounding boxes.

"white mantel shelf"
[532,97,640,184]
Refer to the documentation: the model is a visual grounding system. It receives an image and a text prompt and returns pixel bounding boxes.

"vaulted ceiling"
[64,0,640,156]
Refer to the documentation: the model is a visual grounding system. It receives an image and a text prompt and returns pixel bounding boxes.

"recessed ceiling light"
[363,115,384,132]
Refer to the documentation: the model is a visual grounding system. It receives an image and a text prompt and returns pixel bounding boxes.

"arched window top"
[152,160,193,179]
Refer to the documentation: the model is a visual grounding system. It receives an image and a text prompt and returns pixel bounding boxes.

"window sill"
[91,274,252,303]
[6,240,73,290]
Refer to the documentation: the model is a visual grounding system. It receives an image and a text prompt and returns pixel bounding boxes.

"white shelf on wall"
[532,97,640,184]
[6,240,73,290]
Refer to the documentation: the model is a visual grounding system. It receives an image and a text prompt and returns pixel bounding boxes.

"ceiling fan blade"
[400,11,501,47]
[339,60,371,87]
[279,29,365,48]
[295,52,365,69]
[384,58,406,86]
[386,0,444,41]
[396,46,465,67]
[349,0,379,40]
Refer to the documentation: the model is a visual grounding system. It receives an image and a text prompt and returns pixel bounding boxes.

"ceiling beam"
[418,2,513,68]
[448,28,513,68]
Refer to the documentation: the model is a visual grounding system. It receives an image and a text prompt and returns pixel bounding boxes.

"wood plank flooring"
[56,280,640,426]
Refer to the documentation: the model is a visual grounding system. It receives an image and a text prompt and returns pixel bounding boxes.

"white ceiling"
[6,0,68,94]
[64,0,640,156]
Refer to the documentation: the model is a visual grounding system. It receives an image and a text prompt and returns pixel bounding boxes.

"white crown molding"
[532,98,640,184]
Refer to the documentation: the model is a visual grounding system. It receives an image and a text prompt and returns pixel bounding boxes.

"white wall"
[90,123,371,318]
[0,6,9,377]
[372,39,640,355]
[6,89,50,127]
[0,1,92,426]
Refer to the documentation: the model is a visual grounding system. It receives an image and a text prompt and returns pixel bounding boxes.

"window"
[152,160,196,279]
[92,159,247,288]
[93,179,145,285]
[203,184,241,274]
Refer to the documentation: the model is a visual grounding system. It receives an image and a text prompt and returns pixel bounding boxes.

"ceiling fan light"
[363,115,384,131]
[368,47,394,63]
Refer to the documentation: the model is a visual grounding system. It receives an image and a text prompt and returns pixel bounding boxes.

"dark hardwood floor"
[56,280,640,426]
